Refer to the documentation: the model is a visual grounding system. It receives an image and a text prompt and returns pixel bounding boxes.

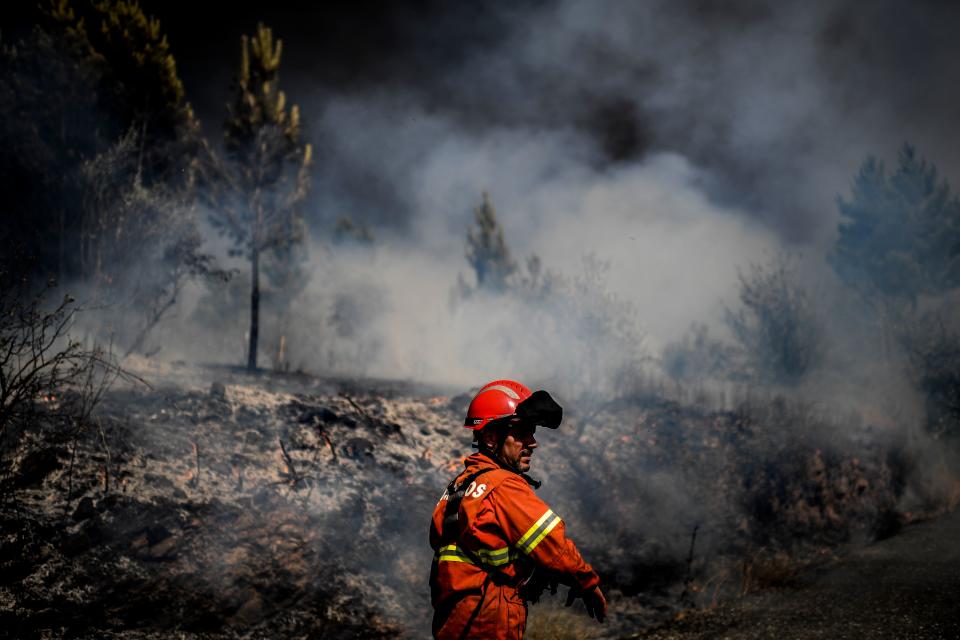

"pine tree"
[830,144,960,310]
[466,192,516,293]
[212,23,312,371]
[39,0,201,198]
[78,0,201,190]
[830,144,960,372]
[2,0,208,339]
[0,3,97,283]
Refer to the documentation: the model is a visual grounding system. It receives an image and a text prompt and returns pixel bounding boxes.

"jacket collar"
[464,451,500,471]
[463,452,541,489]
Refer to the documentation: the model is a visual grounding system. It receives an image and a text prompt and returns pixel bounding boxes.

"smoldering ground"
[114,151,958,634]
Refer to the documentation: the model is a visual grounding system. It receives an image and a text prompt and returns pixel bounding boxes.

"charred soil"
[0,362,955,638]
[1,363,467,638]
[632,506,960,639]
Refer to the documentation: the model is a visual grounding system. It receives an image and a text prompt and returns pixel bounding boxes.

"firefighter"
[429,379,607,639]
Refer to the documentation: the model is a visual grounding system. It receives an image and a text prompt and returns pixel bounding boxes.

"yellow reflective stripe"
[516,509,554,549]
[438,553,474,564]
[475,546,515,566]
[437,544,475,564]
[522,514,561,554]
[437,544,516,567]
[439,527,564,566]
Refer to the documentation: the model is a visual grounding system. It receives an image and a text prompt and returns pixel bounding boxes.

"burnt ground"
[1,360,958,638]
[0,362,470,639]
[632,507,960,640]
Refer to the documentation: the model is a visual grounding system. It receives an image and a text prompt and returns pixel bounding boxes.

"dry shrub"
[725,255,824,384]
[0,267,122,451]
[541,389,906,615]
[738,550,798,594]
[693,546,837,607]
[904,314,960,440]
[525,602,600,640]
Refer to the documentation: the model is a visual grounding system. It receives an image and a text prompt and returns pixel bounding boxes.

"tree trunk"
[248,246,260,371]
[59,206,65,284]
[58,103,68,284]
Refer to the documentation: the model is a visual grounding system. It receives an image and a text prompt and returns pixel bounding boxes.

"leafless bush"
[662,323,742,389]
[122,230,231,360]
[80,128,224,359]
[1,277,79,442]
[0,264,124,453]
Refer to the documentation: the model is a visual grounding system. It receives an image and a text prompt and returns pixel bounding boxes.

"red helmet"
[463,379,532,430]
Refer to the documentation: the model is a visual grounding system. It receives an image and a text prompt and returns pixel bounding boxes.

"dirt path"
[632,508,960,639]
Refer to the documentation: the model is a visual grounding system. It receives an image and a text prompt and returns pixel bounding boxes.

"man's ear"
[479,425,500,451]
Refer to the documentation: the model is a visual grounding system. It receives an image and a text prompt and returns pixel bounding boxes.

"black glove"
[519,568,560,604]
[564,586,607,623]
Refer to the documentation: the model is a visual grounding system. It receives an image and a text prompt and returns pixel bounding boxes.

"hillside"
[0,363,953,638]
[634,505,960,639]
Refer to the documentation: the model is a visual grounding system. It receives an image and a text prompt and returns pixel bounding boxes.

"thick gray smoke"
[143,0,960,399]
[296,0,960,242]
[21,5,957,635]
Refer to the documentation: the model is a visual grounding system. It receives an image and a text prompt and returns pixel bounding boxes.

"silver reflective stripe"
[483,384,521,399]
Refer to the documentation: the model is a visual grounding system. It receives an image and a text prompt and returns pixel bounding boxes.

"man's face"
[497,423,538,473]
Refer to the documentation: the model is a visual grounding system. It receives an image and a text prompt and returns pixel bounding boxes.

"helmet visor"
[514,390,562,429]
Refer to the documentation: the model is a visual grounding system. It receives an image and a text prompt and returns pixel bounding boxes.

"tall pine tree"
[830,144,960,366]
[466,192,516,293]
[212,23,311,370]
[79,0,201,190]
[830,144,960,310]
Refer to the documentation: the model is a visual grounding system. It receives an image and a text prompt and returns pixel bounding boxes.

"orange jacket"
[429,453,600,640]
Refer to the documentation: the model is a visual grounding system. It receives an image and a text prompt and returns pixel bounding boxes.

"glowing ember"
[37,393,59,407]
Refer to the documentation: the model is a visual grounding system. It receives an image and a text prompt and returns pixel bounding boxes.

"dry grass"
[739,550,798,594]
[525,602,600,640]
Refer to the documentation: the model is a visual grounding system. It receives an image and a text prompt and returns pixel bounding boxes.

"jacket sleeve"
[489,475,600,592]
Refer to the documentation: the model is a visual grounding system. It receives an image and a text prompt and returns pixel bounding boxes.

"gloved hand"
[564,585,607,623]
[519,569,560,604]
